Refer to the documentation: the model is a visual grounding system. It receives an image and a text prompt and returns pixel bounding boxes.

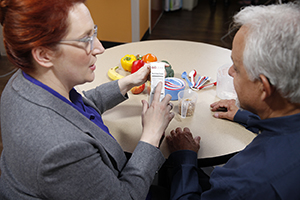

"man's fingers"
[194,136,201,144]
[183,127,191,133]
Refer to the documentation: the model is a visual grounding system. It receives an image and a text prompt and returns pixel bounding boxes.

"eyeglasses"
[59,25,98,54]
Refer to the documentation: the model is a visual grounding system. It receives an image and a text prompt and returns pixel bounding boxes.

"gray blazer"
[0,70,165,200]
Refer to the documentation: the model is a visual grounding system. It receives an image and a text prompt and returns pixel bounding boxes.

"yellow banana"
[107,66,124,81]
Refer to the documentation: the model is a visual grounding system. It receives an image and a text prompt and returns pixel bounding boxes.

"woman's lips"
[90,64,96,71]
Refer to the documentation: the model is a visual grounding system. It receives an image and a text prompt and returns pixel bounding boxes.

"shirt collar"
[22,71,74,106]
[248,112,300,135]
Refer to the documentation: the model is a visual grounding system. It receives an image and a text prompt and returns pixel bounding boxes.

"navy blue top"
[22,71,114,139]
[169,110,300,200]
[234,109,261,134]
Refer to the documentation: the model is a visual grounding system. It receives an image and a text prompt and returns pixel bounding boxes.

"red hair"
[0,0,86,71]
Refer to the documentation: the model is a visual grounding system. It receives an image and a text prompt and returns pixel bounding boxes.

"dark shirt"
[234,109,261,134]
[169,111,300,200]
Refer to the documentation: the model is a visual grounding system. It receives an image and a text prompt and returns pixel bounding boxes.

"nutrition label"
[150,62,165,104]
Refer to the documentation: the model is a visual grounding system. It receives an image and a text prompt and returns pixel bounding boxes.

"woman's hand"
[117,62,169,96]
[166,127,200,153]
[140,82,175,148]
[118,65,150,96]
[210,99,239,121]
[128,64,151,86]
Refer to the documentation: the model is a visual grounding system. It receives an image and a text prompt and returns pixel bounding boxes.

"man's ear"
[31,47,54,68]
[260,74,274,101]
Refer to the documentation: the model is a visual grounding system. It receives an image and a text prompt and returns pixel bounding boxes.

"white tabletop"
[76,40,256,159]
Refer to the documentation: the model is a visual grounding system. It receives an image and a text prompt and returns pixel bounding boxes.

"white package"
[149,62,165,104]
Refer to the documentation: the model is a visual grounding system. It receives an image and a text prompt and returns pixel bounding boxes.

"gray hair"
[233,3,300,103]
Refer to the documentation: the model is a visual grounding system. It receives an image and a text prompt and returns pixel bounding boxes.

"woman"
[0,0,174,199]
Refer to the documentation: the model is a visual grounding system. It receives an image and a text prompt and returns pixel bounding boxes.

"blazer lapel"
[12,70,127,171]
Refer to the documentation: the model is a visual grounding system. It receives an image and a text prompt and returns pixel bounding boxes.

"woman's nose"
[92,38,105,55]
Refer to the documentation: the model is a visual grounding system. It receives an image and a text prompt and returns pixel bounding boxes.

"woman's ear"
[31,47,54,68]
[260,74,275,101]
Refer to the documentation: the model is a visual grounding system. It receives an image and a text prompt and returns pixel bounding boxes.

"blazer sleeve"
[83,80,128,113]
[37,140,165,200]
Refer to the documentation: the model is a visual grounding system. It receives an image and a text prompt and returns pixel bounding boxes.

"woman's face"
[51,3,105,90]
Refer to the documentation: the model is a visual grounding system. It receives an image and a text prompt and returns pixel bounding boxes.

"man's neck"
[259,91,300,119]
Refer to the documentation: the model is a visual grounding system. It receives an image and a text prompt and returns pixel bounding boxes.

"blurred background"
[86,0,244,49]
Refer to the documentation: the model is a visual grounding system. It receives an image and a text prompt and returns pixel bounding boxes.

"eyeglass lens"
[89,25,97,53]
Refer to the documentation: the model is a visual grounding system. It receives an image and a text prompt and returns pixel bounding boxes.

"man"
[166,3,300,199]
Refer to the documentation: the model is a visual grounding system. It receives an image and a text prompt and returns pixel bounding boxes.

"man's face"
[228,26,262,115]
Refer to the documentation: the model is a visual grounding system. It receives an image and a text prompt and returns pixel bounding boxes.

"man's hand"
[166,127,200,153]
[210,99,239,121]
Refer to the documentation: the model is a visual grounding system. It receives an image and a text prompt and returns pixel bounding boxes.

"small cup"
[178,89,198,118]
[216,63,237,99]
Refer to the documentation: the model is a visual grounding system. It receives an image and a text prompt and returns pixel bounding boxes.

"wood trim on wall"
[86,0,150,43]
[86,0,132,43]
[131,0,140,42]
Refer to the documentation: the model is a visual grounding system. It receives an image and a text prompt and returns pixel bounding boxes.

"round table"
[76,40,256,160]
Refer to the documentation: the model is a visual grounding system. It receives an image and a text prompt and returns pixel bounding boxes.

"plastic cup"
[216,63,237,99]
[178,89,198,118]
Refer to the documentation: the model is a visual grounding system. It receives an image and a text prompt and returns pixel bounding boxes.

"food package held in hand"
[149,62,165,104]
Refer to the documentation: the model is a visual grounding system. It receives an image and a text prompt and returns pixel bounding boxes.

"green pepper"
[162,60,174,77]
